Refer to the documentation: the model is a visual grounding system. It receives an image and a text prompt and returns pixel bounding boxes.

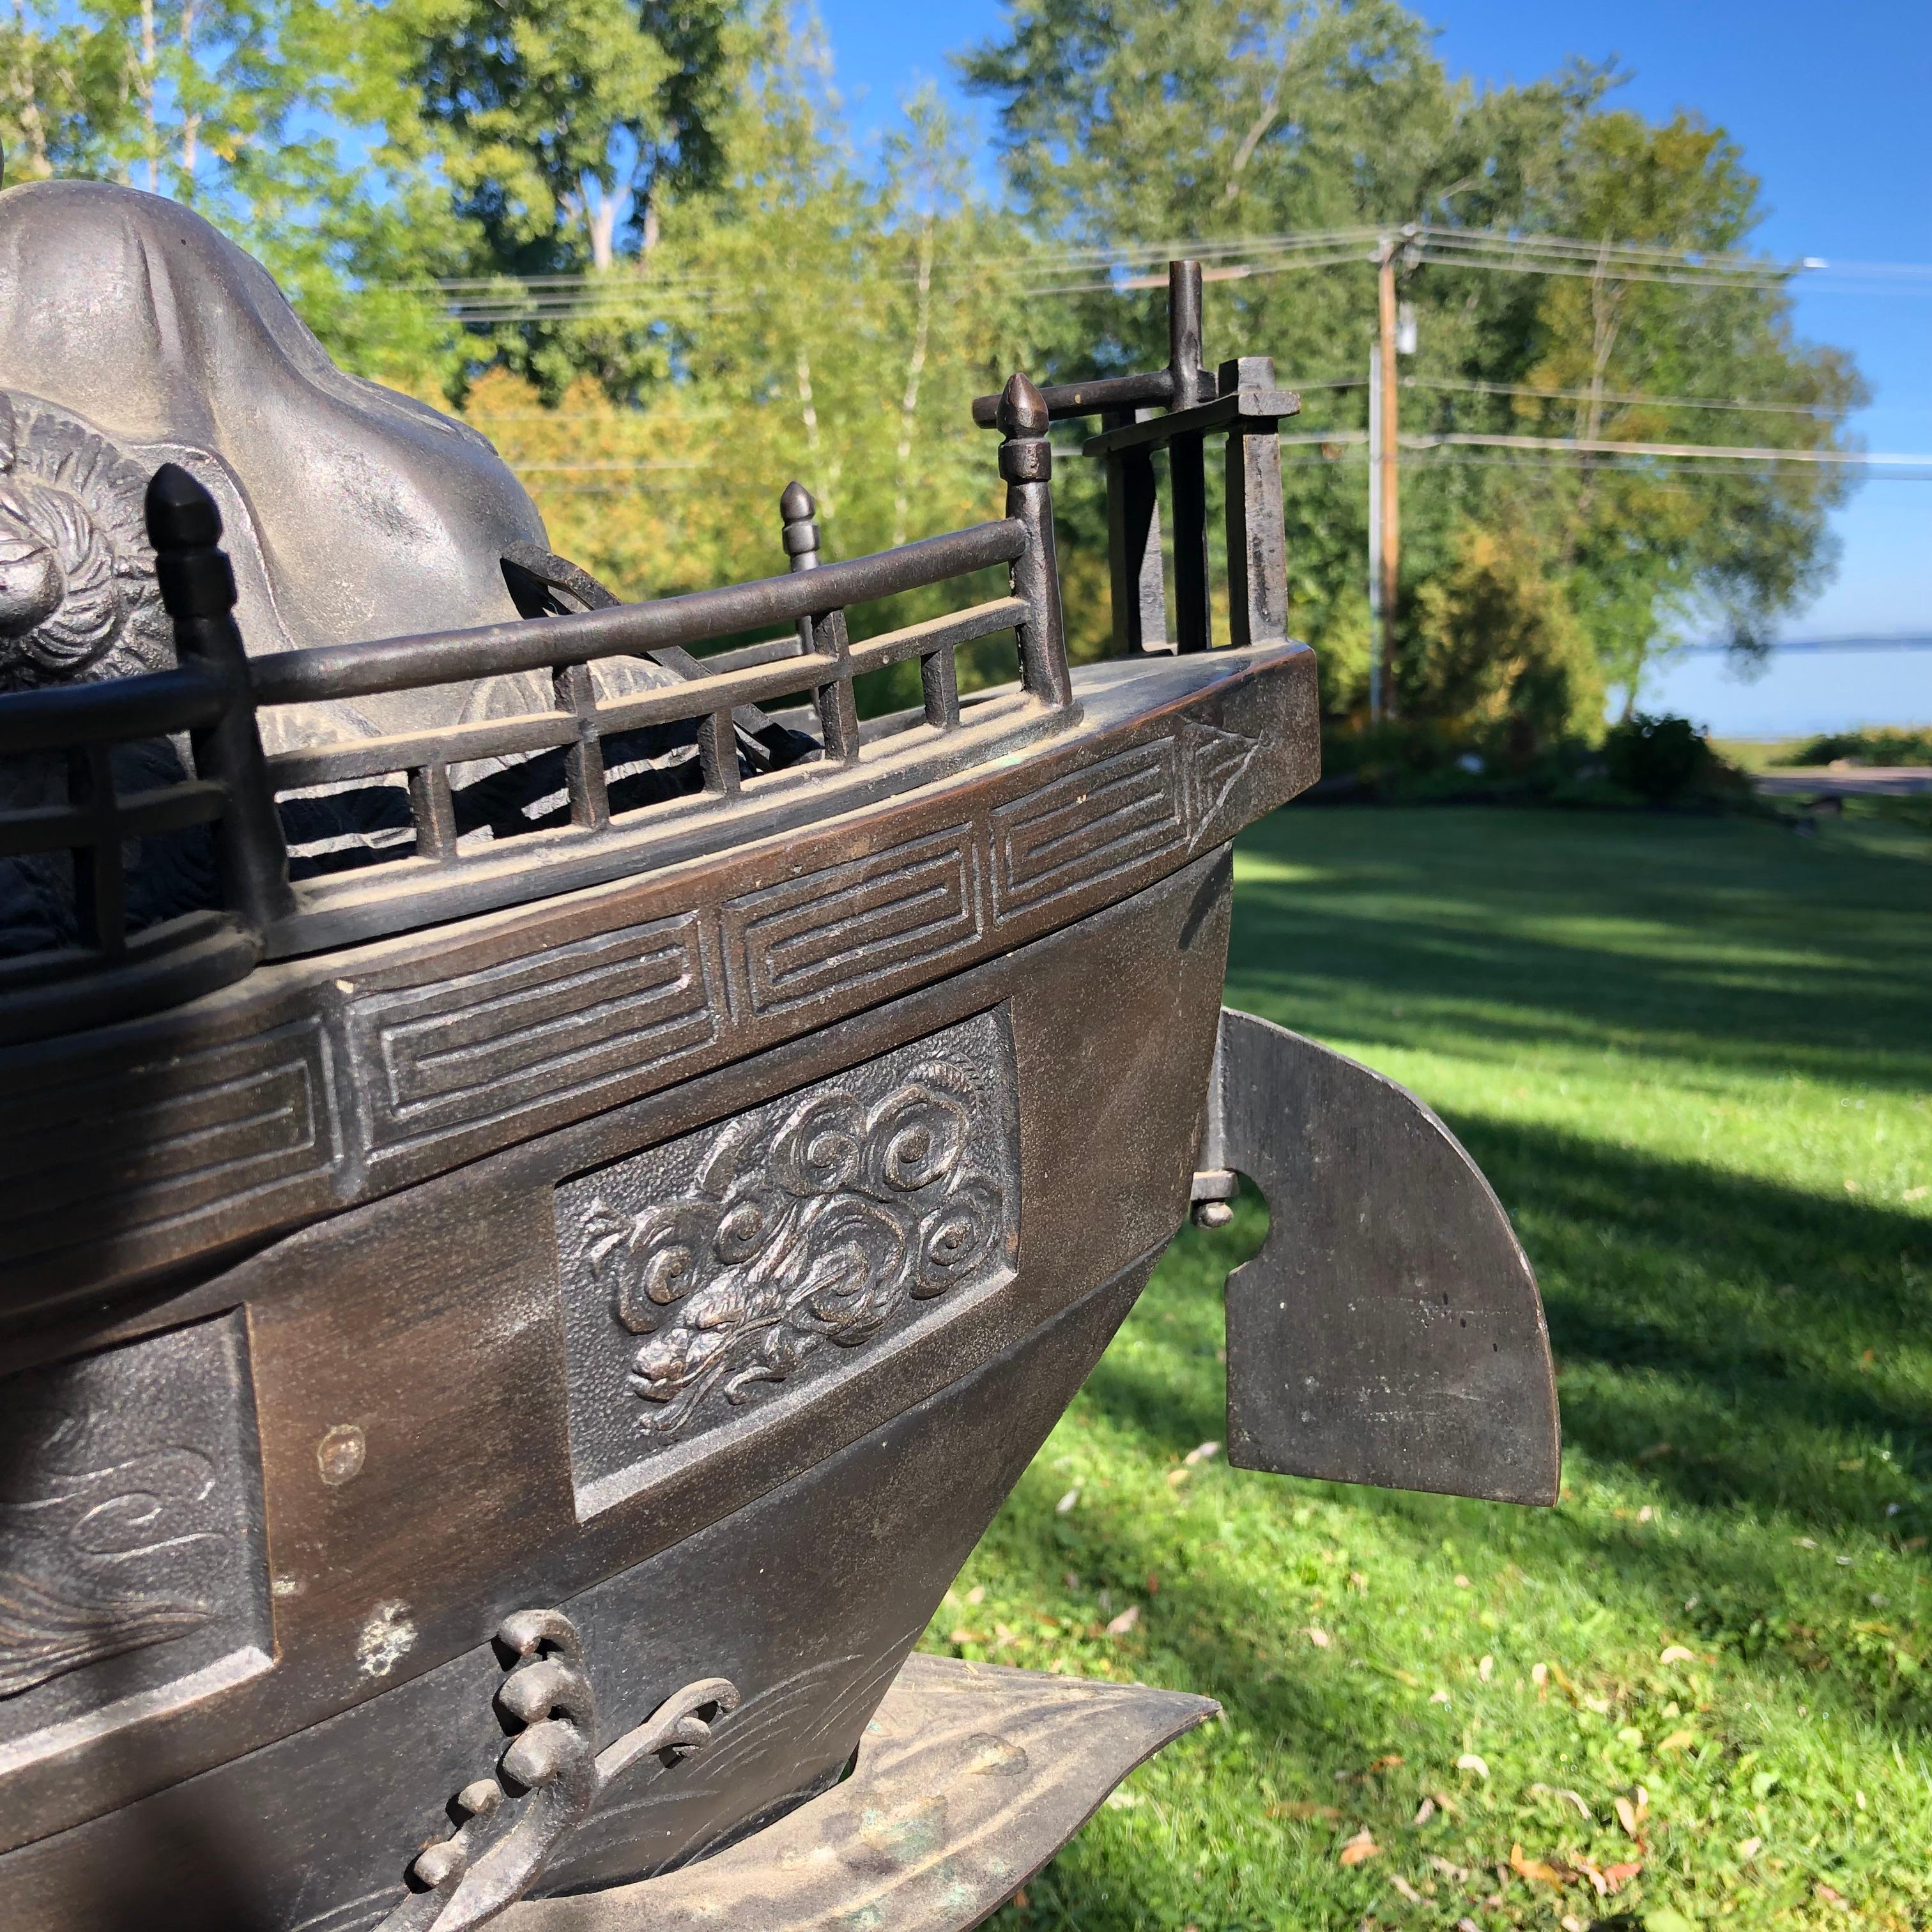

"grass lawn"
[925,803,1932,1932]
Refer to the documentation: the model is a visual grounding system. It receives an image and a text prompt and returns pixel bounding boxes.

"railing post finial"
[996,374,1072,710]
[778,481,820,572]
[144,462,294,931]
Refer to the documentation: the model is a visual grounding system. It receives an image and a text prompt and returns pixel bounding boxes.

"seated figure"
[0,178,774,946]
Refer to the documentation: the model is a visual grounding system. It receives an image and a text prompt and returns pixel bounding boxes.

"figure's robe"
[0,181,696,944]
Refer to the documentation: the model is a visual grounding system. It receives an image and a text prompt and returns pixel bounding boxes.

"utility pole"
[1374,233,1402,721]
[1367,338,1383,722]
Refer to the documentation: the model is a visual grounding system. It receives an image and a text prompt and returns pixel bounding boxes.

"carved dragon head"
[0,393,169,687]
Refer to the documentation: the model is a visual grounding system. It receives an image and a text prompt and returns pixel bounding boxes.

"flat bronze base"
[504,1654,1218,1932]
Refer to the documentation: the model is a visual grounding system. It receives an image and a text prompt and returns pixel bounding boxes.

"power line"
[1405,431,1931,465]
[387,222,1932,324]
[1229,426,1915,465]
[1399,375,1841,416]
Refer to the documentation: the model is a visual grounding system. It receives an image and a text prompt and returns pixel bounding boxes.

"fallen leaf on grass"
[1430,1689,1452,1705]
[1457,1919,1481,1932]
[1338,1830,1381,1866]
[1531,1662,1549,1690]
[1012,1888,1029,1910]
[1307,1626,1332,1648]
[1527,1782,1592,1820]
[1561,1916,1587,1932]
[1184,1440,1221,1465]
[1455,1752,1490,1779]
[1454,1574,1472,1588]
[1389,1875,1425,1905]
[1430,1856,1470,1882]
[1411,1798,1435,1826]
[1105,1604,1140,1636]
[1602,1862,1642,1891]
[1478,1655,1494,1681]
[1508,1844,1565,1888]
[1659,1644,1696,1666]
[1055,1487,1080,1515]
[1735,1837,1761,1859]
[966,1585,986,1604]
[992,1621,1016,1650]
[1815,1882,1851,1911]
[1613,1788,1650,1837]
[1657,1728,1696,1752]
[949,1628,981,1645]
[1267,1800,1342,1822]
[1166,1468,1190,1488]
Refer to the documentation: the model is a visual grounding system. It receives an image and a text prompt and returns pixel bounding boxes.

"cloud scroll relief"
[557,1011,1018,1508]
[0,1315,268,1740]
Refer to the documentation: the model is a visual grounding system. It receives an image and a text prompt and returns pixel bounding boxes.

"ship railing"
[0,374,1069,1041]
[970,258,1300,659]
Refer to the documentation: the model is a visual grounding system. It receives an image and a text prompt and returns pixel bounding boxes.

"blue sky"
[813,0,1931,731]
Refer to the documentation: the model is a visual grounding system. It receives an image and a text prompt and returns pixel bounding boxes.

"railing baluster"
[813,608,861,764]
[779,480,860,762]
[144,464,295,933]
[1103,410,1169,655]
[997,374,1073,709]
[66,742,125,954]
[920,640,960,732]
[552,661,610,829]
[408,759,459,862]
[1220,355,1291,648]
[697,709,740,797]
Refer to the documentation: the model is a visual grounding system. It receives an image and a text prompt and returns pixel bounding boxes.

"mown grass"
[924,804,1932,1932]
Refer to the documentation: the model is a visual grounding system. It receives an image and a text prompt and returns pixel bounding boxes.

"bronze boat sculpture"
[0,180,1559,1932]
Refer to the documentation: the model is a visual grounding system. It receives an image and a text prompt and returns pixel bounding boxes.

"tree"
[961,0,1866,733]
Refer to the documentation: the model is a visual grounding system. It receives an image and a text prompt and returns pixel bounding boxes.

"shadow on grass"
[964,808,1931,1928]
[1082,1117,1932,1539]
[1227,807,1932,1092]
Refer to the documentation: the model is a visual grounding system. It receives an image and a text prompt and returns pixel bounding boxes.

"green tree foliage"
[0,0,1868,739]
[1411,521,1601,756]
[962,0,1866,728]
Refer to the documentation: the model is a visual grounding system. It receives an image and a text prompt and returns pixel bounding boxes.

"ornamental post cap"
[144,461,222,550]
[779,480,815,522]
[995,372,1048,440]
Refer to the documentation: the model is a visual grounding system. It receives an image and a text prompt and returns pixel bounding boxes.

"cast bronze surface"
[381,1607,738,1932]
[0,857,1231,1872]
[0,192,1558,1932]
[1204,1007,1561,1505]
[0,644,1312,1316]
[501,1653,1219,1932]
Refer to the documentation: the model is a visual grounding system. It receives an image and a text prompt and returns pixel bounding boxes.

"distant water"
[1629,640,1932,736]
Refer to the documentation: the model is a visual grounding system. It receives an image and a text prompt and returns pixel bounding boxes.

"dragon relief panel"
[0,1313,270,1751]
[556,1009,1019,1516]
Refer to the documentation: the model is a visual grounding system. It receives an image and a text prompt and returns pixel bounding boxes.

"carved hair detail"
[0,392,171,687]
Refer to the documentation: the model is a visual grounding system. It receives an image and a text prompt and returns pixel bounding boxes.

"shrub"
[1603,712,1721,803]
[1407,523,1604,756]
[1789,726,1932,767]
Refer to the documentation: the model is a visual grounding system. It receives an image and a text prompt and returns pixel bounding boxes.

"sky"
[811,0,1932,732]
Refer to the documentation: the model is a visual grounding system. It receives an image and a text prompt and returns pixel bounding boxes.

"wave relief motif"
[0,1567,206,1698]
[581,1062,1007,1443]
